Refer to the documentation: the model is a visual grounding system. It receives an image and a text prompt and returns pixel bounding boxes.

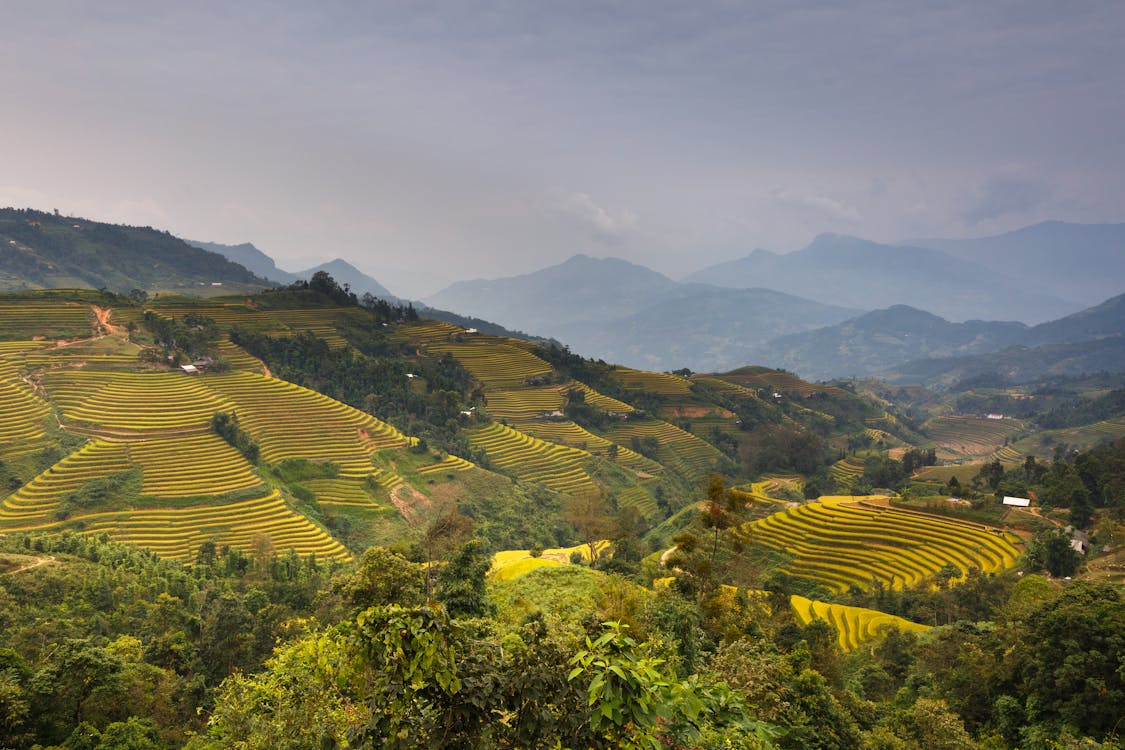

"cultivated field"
[790,594,930,651]
[746,496,1022,593]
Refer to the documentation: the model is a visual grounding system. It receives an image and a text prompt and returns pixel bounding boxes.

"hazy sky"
[2,1,1123,297]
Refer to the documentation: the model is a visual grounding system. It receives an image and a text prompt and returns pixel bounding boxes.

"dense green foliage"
[0,207,267,292]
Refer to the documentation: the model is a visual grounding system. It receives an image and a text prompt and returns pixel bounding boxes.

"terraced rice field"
[715,368,842,398]
[0,355,51,454]
[989,445,1023,465]
[126,433,264,498]
[42,370,233,434]
[486,383,633,422]
[517,419,661,475]
[0,440,132,525]
[746,497,1022,593]
[485,386,566,421]
[149,305,354,347]
[79,490,350,562]
[490,541,609,580]
[216,337,267,372]
[300,478,381,507]
[427,342,553,388]
[606,419,724,476]
[417,454,475,475]
[0,302,94,339]
[924,416,1022,459]
[790,595,929,652]
[468,422,597,494]
[390,320,464,345]
[202,372,409,464]
[830,456,866,485]
[611,367,693,396]
[615,484,659,520]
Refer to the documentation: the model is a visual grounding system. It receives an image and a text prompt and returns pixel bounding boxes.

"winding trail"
[4,555,56,576]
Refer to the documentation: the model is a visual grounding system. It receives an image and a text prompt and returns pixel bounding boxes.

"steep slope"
[0,208,271,293]
[912,221,1125,308]
[684,233,1078,324]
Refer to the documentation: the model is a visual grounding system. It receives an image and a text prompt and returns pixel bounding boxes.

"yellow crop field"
[924,415,1023,459]
[611,367,693,396]
[468,422,597,494]
[216,337,267,372]
[42,370,234,434]
[607,419,724,475]
[746,497,1022,594]
[417,454,475,475]
[0,440,132,525]
[0,357,51,455]
[489,541,609,579]
[485,386,566,421]
[78,490,350,562]
[388,320,464,345]
[0,302,94,339]
[202,372,408,464]
[517,419,662,475]
[427,341,553,388]
[126,433,264,498]
[830,456,866,484]
[790,595,929,652]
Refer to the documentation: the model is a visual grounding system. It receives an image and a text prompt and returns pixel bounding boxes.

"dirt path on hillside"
[91,305,123,335]
[4,555,56,576]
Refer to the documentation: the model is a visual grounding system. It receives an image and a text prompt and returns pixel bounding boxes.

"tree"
[1025,529,1081,578]
[564,491,615,563]
[333,546,426,613]
[434,539,496,619]
[1020,581,1125,739]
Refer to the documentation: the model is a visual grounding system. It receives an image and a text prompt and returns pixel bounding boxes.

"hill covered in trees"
[0,279,1121,749]
[0,208,272,294]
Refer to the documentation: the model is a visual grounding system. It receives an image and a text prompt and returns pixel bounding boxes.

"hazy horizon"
[3,2,1123,297]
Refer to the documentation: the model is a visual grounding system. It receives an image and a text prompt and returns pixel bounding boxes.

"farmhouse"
[1002,496,1031,507]
[179,364,199,375]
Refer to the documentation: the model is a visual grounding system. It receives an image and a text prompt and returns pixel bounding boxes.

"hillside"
[0,208,271,293]
[684,233,1078,324]
[3,285,1123,750]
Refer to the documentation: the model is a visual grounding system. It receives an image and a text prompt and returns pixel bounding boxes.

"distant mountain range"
[752,292,1125,383]
[3,208,1122,383]
[426,254,859,371]
[684,232,1080,324]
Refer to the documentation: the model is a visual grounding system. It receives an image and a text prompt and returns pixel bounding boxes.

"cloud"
[770,188,862,223]
[962,169,1051,224]
[557,192,637,244]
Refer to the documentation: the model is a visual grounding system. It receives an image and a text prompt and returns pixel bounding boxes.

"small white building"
[180,364,199,375]
[1002,496,1031,508]
[987,413,1004,420]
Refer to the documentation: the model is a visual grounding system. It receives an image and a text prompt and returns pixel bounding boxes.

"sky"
[2,1,1123,298]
